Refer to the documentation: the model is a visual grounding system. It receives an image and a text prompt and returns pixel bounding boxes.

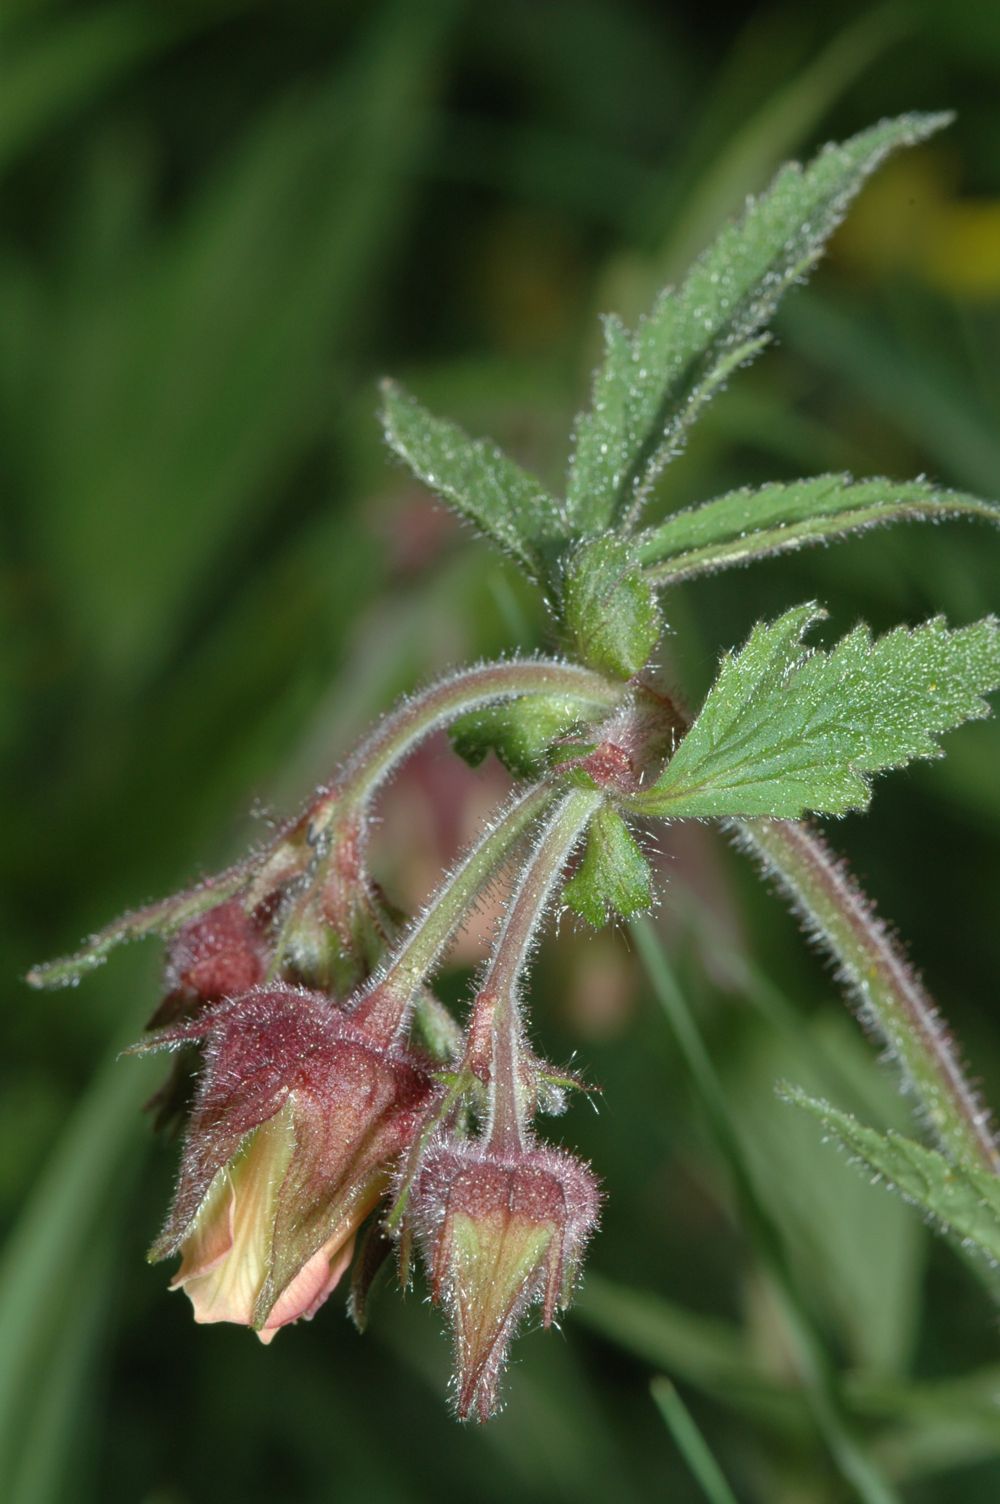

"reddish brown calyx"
[138,985,434,1338]
[409,1138,600,1421]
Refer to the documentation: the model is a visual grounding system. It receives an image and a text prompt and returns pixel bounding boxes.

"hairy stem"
[350,781,559,1046]
[467,786,603,1154]
[312,657,621,835]
[734,817,1000,1173]
[267,658,620,988]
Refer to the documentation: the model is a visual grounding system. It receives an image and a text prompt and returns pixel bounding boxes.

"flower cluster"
[31,662,624,1418]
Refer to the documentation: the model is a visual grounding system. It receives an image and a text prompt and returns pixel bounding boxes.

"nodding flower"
[407,1136,600,1421]
[137,985,433,1340]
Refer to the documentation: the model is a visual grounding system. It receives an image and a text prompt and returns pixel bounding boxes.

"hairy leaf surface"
[565,113,950,534]
[631,605,1000,818]
[784,1087,1000,1263]
[380,380,565,580]
[562,536,661,679]
[563,806,652,928]
[638,475,1000,584]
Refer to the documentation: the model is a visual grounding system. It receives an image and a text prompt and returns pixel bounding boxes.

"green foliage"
[564,112,950,533]
[450,695,588,777]
[380,379,565,582]
[563,806,652,927]
[9,7,1000,1495]
[561,536,661,679]
[784,1087,1000,1264]
[638,475,1000,585]
[632,606,1000,819]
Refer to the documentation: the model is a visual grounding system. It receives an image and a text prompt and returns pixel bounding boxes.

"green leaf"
[631,605,1000,819]
[565,112,951,533]
[380,379,566,581]
[563,806,652,927]
[562,536,661,679]
[450,695,589,778]
[638,475,1000,585]
[783,1086,1000,1264]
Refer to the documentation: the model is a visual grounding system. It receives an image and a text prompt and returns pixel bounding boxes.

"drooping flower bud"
[164,898,268,1008]
[409,1138,600,1420]
[145,898,269,1132]
[141,985,433,1339]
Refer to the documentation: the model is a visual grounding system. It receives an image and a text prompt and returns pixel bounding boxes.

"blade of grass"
[0,1032,158,1495]
[781,293,1000,500]
[630,916,901,1504]
[651,1377,741,1504]
[0,2,224,175]
[7,1233,114,1504]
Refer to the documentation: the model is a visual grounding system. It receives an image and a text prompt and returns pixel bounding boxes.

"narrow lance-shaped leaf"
[630,604,1000,819]
[782,1085,1000,1264]
[380,379,567,582]
[565,112,951,534]
[638,474,1000,585]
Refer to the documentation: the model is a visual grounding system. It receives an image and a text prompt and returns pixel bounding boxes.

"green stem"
[469,786,603,1154]
[312,657,620,834]
[350,781,558,1045]
[734,818,1000,1174]
[267,657,620,987]
[632,916,901,1504]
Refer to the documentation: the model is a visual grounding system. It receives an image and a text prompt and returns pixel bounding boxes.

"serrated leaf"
[563,806,652,928]
[638,475,1000,585]
[450,695,590,778]
[380,379,566,581]
[565,112,951,533]
[783,1086,1000,1264]
[562,536,661,680]
[631,605,1000,819]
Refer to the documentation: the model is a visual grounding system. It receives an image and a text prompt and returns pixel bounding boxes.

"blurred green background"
[4,1,1000,1500]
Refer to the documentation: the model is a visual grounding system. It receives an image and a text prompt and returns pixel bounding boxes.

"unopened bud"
[410,1139,599,1420]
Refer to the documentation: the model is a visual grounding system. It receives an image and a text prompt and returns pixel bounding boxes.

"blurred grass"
[4,2,1000,1501]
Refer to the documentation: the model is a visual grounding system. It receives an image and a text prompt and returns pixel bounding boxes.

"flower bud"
[410,1139,600,1420]
[165,898,267,1007]
[145,899,269,1132]
[143,985,433,1339]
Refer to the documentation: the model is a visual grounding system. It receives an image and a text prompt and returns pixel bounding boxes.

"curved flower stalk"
[402,788,604,1418]
[27,656,620,998]
[27,114,1000,1440]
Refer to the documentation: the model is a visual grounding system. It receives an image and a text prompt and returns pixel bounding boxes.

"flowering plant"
[30,113,1000,1425]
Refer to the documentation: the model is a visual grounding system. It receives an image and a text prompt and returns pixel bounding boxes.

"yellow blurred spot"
[832,149,1000,300]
